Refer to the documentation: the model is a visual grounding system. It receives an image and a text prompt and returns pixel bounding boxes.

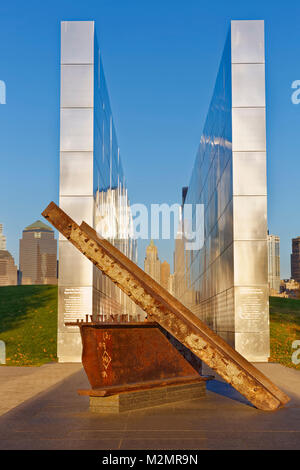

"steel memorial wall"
[177,20,269,362]
[59,21,137,362]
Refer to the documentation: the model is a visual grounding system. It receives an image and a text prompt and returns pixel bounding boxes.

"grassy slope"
[269,296,300,370]
[0,286,299,369]
[0,285,57,366]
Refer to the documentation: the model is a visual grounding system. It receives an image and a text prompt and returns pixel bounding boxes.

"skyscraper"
[0,224,17,286]
[144,240,161,283]
[160,260,171,290]
[0,250,17,286]
[267,234,280,292]
[19,220,57,285]
[291,237,300,283]
[0,224,6,250]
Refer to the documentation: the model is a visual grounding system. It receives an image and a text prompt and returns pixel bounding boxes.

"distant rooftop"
[0,250,14,259]
[24,220,53,232]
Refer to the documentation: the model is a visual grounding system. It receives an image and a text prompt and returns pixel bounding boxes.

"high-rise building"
[160,260,170,290]
[291,237,300,283]
[267,234,280,292]
[175,20,269,362]
[58,21,137,362]
[144,240,161,283]
[19,220,57,285]
[0,224,6,250]
[0,250,17,286]
[144,243,174,293]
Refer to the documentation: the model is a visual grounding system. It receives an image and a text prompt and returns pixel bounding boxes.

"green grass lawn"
[269,296,300,370]
[0,285,58,366]
[0,286,299,369]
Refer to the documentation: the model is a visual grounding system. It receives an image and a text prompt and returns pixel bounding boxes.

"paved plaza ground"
[0,362,299,450]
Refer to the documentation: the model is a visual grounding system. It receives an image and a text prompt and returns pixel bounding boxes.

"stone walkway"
[0,363,82,416]
[0,362,299,449]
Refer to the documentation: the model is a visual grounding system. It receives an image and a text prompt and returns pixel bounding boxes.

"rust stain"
[42,202,290,411]
[75,323,203,390]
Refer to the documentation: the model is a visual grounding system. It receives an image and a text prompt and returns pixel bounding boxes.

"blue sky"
[0,0,299,277]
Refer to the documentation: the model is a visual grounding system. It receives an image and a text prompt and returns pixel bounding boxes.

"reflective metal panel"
[235,331,270,362]
[234,240,268,286]
[61,21,94,64]
[61,65,93,108]
[215,288,235,332]
[59,241,93,286]
[57,330,83,363]
[58,21,138,362]
[59,196,93,240]
[60,152,93,196]
[232,64,265,107]
[232,152,267,196]
[232,108,266,152]
[175,20,269,361]
[231,20,265,64]
[60,108,93,151]
[233,196,267,240]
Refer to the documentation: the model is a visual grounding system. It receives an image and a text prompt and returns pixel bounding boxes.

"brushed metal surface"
[233,196,267,240]
[58,21,137,363]
[234,240,268,286]
[61,65,94,108]
[235,330,270,362]
[61,21,94,64]
[59,196,93,227]
[60,108,93,152]
[232,107,266,152]
[175,21,268,363]
[60,152,93,197]
[232,152,267,196]
[231,20,265,64]
[59,240,93,286]
[232,64,265,107]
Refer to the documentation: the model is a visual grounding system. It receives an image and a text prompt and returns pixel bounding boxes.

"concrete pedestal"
[88,380,207,414]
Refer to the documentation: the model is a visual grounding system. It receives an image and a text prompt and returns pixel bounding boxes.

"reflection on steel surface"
[175,21,269,362]
[59,21,138,361]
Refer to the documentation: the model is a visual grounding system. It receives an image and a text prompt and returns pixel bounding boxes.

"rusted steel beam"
[66,322,204,394]
[42,202,290,411]
[78,376,208,398]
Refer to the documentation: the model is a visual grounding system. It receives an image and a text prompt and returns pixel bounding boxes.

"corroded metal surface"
[67,322,203,393]
[78,376,207,398]
[42,202,290,411]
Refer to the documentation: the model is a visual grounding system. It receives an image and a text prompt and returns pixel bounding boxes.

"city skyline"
[0,1,300,278]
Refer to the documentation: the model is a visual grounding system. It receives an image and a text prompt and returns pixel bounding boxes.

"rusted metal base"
[66,322,204,393]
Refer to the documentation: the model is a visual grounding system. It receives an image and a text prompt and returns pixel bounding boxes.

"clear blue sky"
[0,0,299,277]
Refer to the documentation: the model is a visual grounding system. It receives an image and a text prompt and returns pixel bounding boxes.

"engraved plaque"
[237,287,265,321]
[63,287,92,324]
